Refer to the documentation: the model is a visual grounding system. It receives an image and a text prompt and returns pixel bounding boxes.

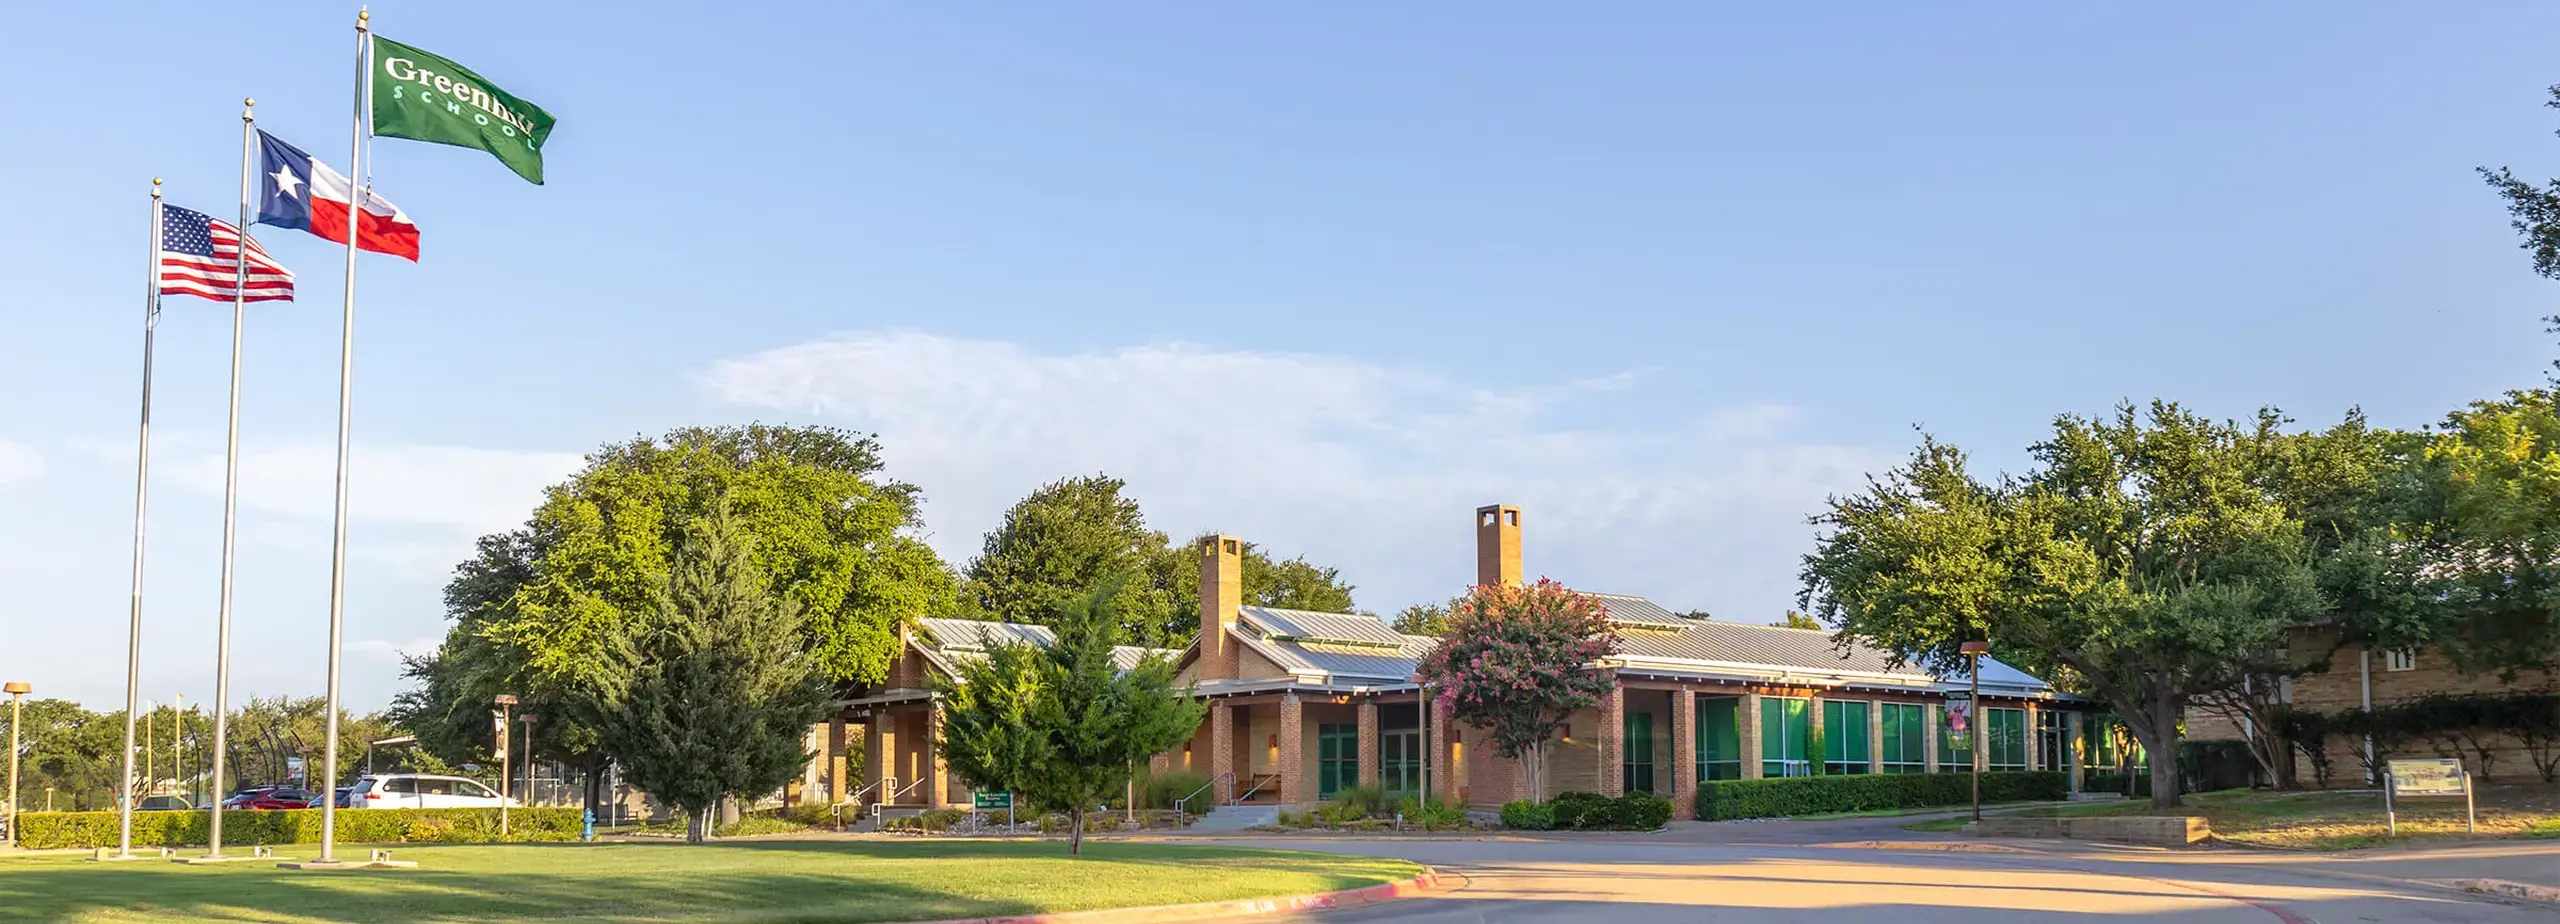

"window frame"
[1878,702,1928,774]
[2385,648,2416,672]
[1697,696,1743,781]
[1820,699,1871,775]
[1622,711,1656,794]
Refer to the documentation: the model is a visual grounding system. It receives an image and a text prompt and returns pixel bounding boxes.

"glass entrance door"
[1380,729,1421,797]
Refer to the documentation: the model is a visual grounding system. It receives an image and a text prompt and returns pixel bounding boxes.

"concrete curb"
[2443,878,2560,906]
[904,870,1446,924]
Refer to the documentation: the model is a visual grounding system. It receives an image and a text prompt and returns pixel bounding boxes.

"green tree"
[1390,601,1452,636]
[967,475,1178,640]
[1156,534,1362,632]
[397,425,960,811]
[2481,85,2560,286]
[1778,610,1820,630]
[1414,579,1618,802]
[1801,404,2330,807]
[2415,389,2560,678]
[938,579,1204,855]
[595,501,831,843]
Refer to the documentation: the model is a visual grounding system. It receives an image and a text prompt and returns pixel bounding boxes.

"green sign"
[372,35,558,184]
[973,791,1012,810]
[2389,758,2465,796]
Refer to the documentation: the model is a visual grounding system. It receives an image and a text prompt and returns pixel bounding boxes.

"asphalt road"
[1227,836,2549,923]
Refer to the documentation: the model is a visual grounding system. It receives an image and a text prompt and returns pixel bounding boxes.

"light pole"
[517,713,538,808]
[6,681,29,848]
[493,694,517,835]
[1960,640,1990,823]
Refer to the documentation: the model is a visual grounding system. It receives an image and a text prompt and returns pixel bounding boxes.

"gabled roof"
[1198,594,2071,701]
[916,617,1178,674]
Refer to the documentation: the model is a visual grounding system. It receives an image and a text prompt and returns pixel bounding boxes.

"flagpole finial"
[151,177,162,198]
[357,7,368,27]
[243,98,255,121]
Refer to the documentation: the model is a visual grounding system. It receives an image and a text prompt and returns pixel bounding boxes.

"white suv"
[346,774,518,809]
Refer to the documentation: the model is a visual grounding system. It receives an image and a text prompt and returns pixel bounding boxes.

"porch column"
[2025,701,2043,772]
[1429,698,1455,802]
[1278,694,1306,804]
[1738,692,1764,780]
[1671,688,1698,820]
[1357,701,1380,787]
[1923,704,1939,774]
[1599,680,1625,797]
[863,714,888,803]
[1211,703,1236,803]
[926,705,951,808]
[1868,700,1885,774]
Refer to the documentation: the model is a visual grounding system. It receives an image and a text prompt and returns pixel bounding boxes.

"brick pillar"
[1738,692,1764,780]
[1357,701,1380,787]
[1211,704,1236,803]
[1868,700,1885,775]
[1429,698,1456,802]
[862,716,887,800]
[926,705,950,808]
[1806,694,1825,776]
[2025,701,2043,772]
[1599,680,1625,796]
[1671,689,1698,820]
[1278,694,1306,804]
[1923,704,1940,774]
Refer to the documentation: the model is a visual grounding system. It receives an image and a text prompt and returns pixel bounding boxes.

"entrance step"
[1186,804,1282,833]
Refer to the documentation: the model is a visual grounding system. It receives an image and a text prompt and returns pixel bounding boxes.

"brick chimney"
[1476,504,1521,588]
[1198,535,1244,680]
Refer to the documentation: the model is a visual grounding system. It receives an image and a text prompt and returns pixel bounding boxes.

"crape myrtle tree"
[1800,405,2336,808]
[938,579,1204,855]
[1415,579,1618,803]
[393,425,963,813]
[594,500,831,843]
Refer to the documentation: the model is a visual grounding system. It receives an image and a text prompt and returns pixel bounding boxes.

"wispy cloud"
[701,331,1891,619]
[0,441,41,484]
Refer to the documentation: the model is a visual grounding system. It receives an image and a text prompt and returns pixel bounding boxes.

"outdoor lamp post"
[493,694,518,835]
[518,713,538,807]
[6,681,29,848]
[1960,640,1990,823]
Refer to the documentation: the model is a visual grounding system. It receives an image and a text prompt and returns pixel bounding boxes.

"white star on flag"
[270,165,303,199]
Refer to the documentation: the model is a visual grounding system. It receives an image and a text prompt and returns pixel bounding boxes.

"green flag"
[371,36,556,184]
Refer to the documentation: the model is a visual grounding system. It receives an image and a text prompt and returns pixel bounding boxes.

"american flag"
[159,205,293,302]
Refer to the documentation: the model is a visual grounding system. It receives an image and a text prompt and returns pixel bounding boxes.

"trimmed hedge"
[1694,771,2067,821]
[1498,800,1554,830]
[1501,791,1671,831]
[13,807,582,850]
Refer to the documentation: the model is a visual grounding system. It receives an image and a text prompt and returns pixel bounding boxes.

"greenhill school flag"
[371,36,556,184]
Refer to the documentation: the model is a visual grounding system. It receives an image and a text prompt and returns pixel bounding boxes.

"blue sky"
[4,2,2557,711]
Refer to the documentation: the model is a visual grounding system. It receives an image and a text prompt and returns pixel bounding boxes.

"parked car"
[220,787,286,809]
[136,795,193,811]
[242,788,319,810]
[345,774,517,809]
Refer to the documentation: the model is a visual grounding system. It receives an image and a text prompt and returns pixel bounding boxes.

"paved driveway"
[1223,835,2550,922]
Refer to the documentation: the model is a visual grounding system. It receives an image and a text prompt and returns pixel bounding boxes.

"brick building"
[2188,626,2558,784]
[795,504,2095,818]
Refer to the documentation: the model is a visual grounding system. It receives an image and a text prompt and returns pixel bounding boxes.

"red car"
[223,787,320,810]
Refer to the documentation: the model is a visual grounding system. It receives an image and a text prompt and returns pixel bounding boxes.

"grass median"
[1904,785,2560,849]
[0,840,1426,923]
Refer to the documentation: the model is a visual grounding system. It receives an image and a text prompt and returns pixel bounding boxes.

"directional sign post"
[2384,758,2473,836]
[974,791,1014,835]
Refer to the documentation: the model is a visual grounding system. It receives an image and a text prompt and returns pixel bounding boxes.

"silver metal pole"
[206,99,256,859]
[7,688,25,848]
[116,179,165,860]
[314,9,370,865]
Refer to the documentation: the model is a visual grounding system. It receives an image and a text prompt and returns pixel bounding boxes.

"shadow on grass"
[0,841,1419,924]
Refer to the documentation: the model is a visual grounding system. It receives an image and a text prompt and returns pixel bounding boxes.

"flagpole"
[204,98,256,860]
[114,178,165,861]
[312,6,369,867]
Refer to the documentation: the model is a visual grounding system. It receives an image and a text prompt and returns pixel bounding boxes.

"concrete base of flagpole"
[175,845,289,864]
[88,847,164,862]
[278,848,419,871]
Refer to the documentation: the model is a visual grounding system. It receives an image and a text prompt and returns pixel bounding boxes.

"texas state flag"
[256,130,421,261]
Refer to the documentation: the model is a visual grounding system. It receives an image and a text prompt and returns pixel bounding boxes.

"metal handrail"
[872,777,925,818]
[1175,773,1232,824]
[1231,773,1276,804]
[833,778,894,828]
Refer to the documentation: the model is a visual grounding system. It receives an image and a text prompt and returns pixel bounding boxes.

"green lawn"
[0,840,1425,923]
[1904,785,2560,849]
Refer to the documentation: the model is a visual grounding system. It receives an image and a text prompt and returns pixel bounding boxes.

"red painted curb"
[907,870,1443,924]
